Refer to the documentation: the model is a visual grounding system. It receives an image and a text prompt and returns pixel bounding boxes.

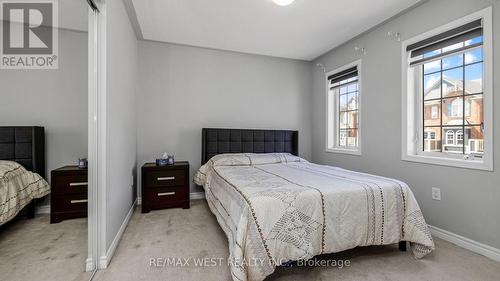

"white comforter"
[195,153,435,281]
[0,161,50,225]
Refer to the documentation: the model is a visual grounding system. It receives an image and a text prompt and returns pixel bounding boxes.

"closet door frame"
[87,0,105,272]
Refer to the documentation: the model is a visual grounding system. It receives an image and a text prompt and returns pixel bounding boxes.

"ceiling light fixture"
[272,0,295,6]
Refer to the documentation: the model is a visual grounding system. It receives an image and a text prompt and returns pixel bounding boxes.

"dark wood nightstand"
[50,166,88,223]
[141,161,190,213]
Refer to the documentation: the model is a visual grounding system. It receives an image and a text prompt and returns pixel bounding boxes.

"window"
[424,131,436,140]
[449,99,463,117]
[456,130,464,145]
[431,106,439,119]
[402,8,493,170]
[326,60,361,155]
[446,130,455,145]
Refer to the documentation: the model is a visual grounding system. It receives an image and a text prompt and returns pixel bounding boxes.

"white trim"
[190,192,205,200]
[87,9,96,272]
[87,0,107,273]
[86,3,104,273]
[325,59,362,155]
[95,0,108,273]
[136,196,142,205]
[402,154,490,170]
[98,255,108,269]
[99,199,136,269]
[35,204,50,215]
[325,147,362,156]
[85,258,94,272]
[401,7,493,171]
[429,225,500,262]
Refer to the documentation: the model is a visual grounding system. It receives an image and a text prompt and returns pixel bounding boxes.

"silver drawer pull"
[70,199,88,204]
[69,182,88,187]
[157,176,175,181]
[158,192,175,197]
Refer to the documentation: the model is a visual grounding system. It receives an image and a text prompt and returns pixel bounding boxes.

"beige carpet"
[0,214,91,281]
[93,200,500,281]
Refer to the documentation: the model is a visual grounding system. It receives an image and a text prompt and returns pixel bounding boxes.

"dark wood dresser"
[50,166,88,223]
[141,161,190,213]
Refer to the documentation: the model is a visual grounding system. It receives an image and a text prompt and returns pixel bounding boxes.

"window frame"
[401,7,493,171]
[325,60,362,155]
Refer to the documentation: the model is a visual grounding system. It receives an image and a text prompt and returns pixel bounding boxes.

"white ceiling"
[131,0,422,61]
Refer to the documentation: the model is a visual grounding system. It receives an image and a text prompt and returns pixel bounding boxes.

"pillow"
[209,153,305,167]
[194,153,306,186]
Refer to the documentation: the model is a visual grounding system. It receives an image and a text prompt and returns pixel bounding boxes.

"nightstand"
[141,161,190,213]
[50,166,88,223]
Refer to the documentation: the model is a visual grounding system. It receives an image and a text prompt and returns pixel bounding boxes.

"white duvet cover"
[195,153,434,281]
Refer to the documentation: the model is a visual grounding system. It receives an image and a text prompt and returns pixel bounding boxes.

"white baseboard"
[429,225,500,262]
[136,192,205,206]
[190,191,205,200]
[98,198,137,269]
[35,204,50,215]
[85,258,94,272]
[98,255,108,270]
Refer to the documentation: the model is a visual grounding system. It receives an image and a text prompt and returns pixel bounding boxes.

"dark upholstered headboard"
[0,127,45,178]
[201,128,298,165]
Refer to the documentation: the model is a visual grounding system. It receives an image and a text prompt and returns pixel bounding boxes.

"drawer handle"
[70,199,88,204]
[69,182,88,187]
[157,177,175,181]
[158,192,175,197]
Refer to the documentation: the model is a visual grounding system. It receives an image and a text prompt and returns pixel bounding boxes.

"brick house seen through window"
[422,45,484,155]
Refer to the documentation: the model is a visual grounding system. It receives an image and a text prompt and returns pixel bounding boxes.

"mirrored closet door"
[0,1,96,280]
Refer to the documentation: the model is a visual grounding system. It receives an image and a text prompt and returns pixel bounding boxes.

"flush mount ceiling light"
[272,0,295,6]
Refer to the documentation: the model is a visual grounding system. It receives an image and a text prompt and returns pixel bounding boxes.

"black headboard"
[0,126,45,178]
[201,128,298,165]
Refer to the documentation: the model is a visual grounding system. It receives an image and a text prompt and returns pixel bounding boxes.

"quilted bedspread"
[0,161,50,225]
[195,153,435,281]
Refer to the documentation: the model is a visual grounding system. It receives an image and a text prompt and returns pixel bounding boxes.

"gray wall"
[105,0,138,249]
[0,29,88,207]
[312,0,500,249]
[137,41,313,193]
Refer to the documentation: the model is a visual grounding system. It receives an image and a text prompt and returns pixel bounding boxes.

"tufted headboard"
[0,126,45,178]
[201,128,299,165]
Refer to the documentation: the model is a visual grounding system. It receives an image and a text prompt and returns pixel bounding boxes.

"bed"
[0,126,50,226]
[195,128,435,281]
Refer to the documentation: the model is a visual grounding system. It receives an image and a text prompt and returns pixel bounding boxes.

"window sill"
[326,147,362,156]
[402,154,493,171]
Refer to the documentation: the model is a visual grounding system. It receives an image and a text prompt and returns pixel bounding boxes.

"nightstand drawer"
[141,161,190,213]
[52,193,88,213]
[145,186,187,208]
[50,166,88,223]
[145,170,185,187]
[53,175,88,194]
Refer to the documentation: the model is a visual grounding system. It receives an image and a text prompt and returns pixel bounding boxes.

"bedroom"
[1,0,499,281]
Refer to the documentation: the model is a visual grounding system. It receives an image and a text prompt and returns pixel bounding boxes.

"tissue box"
[78,158,88,169]
[156,158,169,166]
